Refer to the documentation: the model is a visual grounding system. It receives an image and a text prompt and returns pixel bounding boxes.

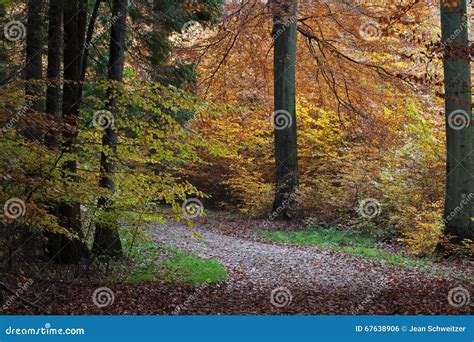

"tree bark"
[440,0,474,241]
[24,0,44,140]
[53,0,90,263]
[44,0,63,259]
[92,0,127,257]
[45,0,62,149]
[271,0,299,220]
[81,0,102,83]
[0,4,9,81]
[22,0,45,257]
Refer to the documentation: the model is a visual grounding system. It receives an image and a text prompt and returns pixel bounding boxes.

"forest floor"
[2,213,473,315]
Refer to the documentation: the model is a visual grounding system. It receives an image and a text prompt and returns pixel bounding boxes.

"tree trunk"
[440,0,474,241]
[271,0,299,220]
[81,0,102,83]
[22,0,44,257]
[0,4,9,82]
[45,0,62,149]
[53,0,90,263]
[24,0,44,140]
[44,0,63,259]
[92,0,126,257]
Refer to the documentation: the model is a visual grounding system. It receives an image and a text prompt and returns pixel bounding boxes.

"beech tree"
[440,0,474,241]
[24,0,43,140]
[44,0,62,149]
[271,0,299,219]
[55,0,90,263]
[44,0,63,259]
[92,0,127,256]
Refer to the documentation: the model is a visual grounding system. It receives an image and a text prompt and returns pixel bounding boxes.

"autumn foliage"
[0,0,472,264]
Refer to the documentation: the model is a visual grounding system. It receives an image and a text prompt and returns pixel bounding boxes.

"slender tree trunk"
[81,0,102,82]
[22,0,44,257]
[45,0,62,149]
[24,0,44,140]
[271,0,299,220]
[92,0,126,257]
[0,4,9,81]
[44,0,63,259]
[440,0,474,241]
[54,0,90,263]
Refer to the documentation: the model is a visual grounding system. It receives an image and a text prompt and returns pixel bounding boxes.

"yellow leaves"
[0,79,223,238]
[191,228,203,240]
[396,204,444,256]
[0,0,17,9]
[441,0,462,9]
[380,121,445,256]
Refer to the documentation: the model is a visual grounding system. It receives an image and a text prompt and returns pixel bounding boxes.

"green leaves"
[0,80,226,238]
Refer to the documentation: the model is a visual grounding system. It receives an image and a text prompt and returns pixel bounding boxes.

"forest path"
[149,218,472,314]
[8,216,472,315]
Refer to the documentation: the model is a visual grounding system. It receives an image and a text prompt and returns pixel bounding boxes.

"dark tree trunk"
[44,0,63,259]
[52,0,90,263]
[22,0,44,257]
[92,0,126,257]
[0,4,9,81]
[81,0,101,83]
[440,0,474,241]
[45,0,62,149]
[24,0,44,140]
[271,0,299,220]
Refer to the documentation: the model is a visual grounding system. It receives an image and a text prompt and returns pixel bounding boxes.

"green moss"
[110,227,227,285]
[155,246,227,284]
[259,228,431,270]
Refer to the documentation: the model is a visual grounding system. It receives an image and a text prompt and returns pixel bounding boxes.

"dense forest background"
[0,0,472,315]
